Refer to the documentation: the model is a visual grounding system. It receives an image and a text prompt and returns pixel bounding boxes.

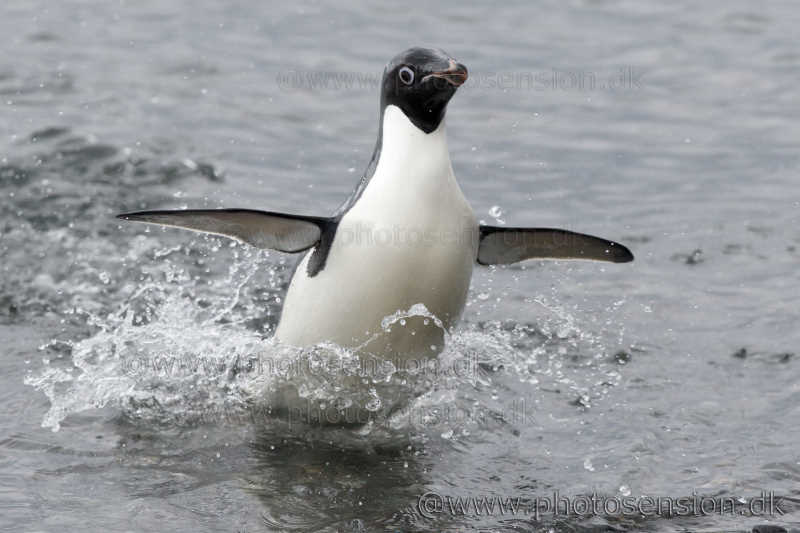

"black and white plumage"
[118,47,633,361]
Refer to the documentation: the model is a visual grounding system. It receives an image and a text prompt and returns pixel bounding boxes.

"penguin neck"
[339,105,460,223]
[336,104,459,220]
[379,104,450,167]
[365,105,455,199]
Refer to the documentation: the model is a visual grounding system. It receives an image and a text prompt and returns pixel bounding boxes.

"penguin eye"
[398,66,415,85]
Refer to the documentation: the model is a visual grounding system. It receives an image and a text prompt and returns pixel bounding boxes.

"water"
[2,0,799,531]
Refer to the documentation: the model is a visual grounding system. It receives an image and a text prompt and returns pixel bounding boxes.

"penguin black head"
[380,47,468,134]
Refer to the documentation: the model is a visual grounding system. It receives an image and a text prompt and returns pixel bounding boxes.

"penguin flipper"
[116,208,330,253]
[477,226,634,265]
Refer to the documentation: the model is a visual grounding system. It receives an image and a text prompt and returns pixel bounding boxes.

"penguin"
[118,47,633,366]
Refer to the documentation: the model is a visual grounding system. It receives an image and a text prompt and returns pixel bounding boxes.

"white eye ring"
[398,66,414,85]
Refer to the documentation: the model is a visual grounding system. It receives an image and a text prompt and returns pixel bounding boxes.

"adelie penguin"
[118,47,633,414]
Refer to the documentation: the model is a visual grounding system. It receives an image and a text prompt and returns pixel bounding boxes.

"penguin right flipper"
[116,208,331,253]
[477,226,634,265]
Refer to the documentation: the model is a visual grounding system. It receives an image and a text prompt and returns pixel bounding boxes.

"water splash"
[488,205,506,225]
[24,238,628,436]
[25,240,278,430]
[378,303,446,333]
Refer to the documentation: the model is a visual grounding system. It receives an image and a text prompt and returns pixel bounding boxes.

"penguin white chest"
[275,106,477,354]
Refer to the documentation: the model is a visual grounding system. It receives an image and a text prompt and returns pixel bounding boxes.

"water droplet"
[619,485,631,496]
[488,205,503,218]
[583,458,595,472]
[365,388,382,412]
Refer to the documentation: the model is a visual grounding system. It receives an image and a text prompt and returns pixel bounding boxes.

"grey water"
[2,0,799,531]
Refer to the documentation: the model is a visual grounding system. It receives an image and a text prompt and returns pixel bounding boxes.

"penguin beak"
[423,59,468,87]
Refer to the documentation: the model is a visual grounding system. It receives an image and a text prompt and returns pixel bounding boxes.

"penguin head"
[380,47,468,134]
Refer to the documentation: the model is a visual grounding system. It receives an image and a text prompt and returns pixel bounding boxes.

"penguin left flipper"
[477,226,634,265]
[116,209,331,253]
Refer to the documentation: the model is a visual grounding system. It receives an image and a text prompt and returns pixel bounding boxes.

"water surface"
[2,1,799,531]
